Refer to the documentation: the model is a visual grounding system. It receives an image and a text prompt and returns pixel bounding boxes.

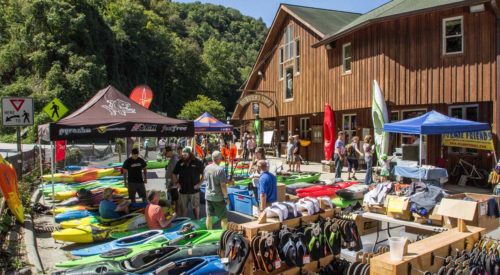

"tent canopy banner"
[49,85,194,140]
[383,111,490,135]
[442,130,495,151]
[194,112,232,133]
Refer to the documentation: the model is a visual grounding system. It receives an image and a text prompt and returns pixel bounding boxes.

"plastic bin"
[227,186,248,211]
[234,192,258,216]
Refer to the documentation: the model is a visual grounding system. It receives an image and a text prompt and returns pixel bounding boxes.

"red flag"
[55,140,66,162]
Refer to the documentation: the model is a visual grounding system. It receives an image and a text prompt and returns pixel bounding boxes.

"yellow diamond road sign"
[43,98,68,122]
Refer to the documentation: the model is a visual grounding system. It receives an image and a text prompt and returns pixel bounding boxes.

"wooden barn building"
[232,0,500,171]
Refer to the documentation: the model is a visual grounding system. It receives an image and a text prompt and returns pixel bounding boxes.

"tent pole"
[38,140,45,204]
[51,141,55,218]
[419,134,422,182]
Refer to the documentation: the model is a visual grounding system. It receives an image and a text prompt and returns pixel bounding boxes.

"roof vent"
[470,4,485,13]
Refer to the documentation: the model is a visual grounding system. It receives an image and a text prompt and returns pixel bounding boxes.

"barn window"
[278,47,284,79]
[342,43,352,73]
[295,39,300,74]
[284,25,294,61]
[285,67,293,100]
[443,16,463,54]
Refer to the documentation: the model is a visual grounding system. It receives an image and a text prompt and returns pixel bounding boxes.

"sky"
[174,0,390,26]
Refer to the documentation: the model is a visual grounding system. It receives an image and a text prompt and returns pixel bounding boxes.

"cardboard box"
[412,205,443,226]
[363,204,387,215]
[353,214,380,236]
[439,193,500,233]
[384,195,413,221]
[322,163,335,173]
[277,183,286,202]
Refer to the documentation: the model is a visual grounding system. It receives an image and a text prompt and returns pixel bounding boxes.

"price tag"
[479,203,487,216]
[274,260,281,269]
[303,255,310,264]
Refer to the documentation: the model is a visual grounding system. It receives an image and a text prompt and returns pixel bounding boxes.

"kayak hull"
[324,103,335,161]
[0,156,24,223]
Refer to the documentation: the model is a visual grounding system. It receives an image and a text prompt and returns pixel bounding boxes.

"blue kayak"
[150,256,226,275]
[71,217,195,257]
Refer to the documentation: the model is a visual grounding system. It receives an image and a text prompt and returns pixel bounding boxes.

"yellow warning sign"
[43,98,68,122]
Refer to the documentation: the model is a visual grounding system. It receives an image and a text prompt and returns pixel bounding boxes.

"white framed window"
[443,16,463,55]
[299,117,310,139]
[342,43,352,74]
[284,25,294,61]
[401,109,426,145]
[448,104,479,153]
[342,114,357,142]
[294,39,300,74]
[284,67,293,100]
[278,47,284,80]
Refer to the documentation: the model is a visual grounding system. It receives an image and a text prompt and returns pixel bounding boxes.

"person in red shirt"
[145,190,175,230]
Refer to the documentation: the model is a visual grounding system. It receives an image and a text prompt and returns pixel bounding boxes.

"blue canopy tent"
[383,110,491,180]
[194,112,233,133]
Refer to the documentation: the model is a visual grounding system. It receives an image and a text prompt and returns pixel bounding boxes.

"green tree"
[178,95,225,121]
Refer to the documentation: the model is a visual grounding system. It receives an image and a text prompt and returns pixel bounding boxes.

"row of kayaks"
[52,217,226,275]
[232,172,321,186]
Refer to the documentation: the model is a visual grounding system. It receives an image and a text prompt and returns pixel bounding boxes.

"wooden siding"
[240,6,496,120]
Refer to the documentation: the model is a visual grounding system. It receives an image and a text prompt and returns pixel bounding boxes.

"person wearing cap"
[172,146,204,219]
[203,151,230,230]
[99,188,130,219]
[145,190,176,229]
[164,146,180,210]
[123,148,148,203]
[257,160,277,210]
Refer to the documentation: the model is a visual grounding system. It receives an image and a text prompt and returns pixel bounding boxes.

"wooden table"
[359,212,447,251]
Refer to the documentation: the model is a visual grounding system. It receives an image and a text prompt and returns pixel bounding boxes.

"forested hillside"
[0,0,267,142]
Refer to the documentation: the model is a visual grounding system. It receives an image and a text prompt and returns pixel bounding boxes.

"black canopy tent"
[48,85,194,141]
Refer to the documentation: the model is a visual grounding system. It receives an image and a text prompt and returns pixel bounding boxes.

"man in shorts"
[172,147,204,219]
[164,146,180,211]
[122,148,147,203]
[203,151,230,230]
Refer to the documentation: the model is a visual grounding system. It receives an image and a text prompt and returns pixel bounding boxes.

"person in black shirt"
[122,148,148,203]
[172,147,204,219]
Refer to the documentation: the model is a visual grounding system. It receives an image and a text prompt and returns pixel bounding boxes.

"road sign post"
[2,97,34,179]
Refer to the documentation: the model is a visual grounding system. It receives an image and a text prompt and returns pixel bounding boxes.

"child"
[286,136,295,172]
[346,136,363,180]
[379,154,392,182]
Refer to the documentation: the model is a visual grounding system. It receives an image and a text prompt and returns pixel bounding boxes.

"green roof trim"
[282,4,361,36]
[315,0,482,46]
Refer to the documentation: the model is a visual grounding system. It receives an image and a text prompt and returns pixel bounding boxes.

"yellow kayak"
[54,186,128,201]
[42,168,121,183]
[0,156,24,223]
[52,213,147,243]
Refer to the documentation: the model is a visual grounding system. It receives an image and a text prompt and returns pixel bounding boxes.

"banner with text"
[442,130,494,151]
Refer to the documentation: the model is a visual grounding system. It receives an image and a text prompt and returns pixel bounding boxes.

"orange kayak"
[0,155,24,223]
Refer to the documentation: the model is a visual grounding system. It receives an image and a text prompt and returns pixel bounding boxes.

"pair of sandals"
[323,218,342,255]
[296,197,321,215]
[219,230,250,275]
[278,227,308,268]
[320,258,351,275]
[251,232,280,272]
[303,222,327,261]
[330,217,363,252]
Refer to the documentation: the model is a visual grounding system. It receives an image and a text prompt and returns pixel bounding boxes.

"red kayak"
[296,182,358,198]
[324,103,335,161]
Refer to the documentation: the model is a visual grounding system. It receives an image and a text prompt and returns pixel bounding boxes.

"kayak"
[331,197,362,208]
[109,216,213,239]
[52,213,148,243]
[54,243,220,273]
[42,167,122,183]
[52,205,97,215]
[277,172,321,185]
[160,256,225,275]
[56,231,222,268]
[372,80,390,165]
[71,227,222,257]
[59,204,170,228]
[234,178,252,186]
[55,202,149,224]
[53,186,127,201]
[56,186,127,206]
[42,177,124,196]
[296,182,357,198]
[108,159,169,170]
[324,103,335,160]
[0,155,24,223]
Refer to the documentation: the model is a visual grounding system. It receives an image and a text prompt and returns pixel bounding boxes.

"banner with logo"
[442,130,495,151]
[55,140,66,161]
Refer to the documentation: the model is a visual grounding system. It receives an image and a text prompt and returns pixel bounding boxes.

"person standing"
[158,138,166,157]
[203,151,229,230]
[334,131,346,179]
[172,147,204,219]
[143,138,150,159]
[286,136,295,172]
[145,190,176,230]
[363,135,374,185]
[257,160,277,211]
[164,146,180,211]
[247,136,257,160]
[346,136,363,180]
[123,148,148,203]
[242,132,250,160]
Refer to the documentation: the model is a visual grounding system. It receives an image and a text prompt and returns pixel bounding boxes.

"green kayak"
[56,230,223,268]
[108,159,169,170]
[109,217,213,239]
[277,172,321,185]
[234,178,252,186]
[331,197,362,208]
